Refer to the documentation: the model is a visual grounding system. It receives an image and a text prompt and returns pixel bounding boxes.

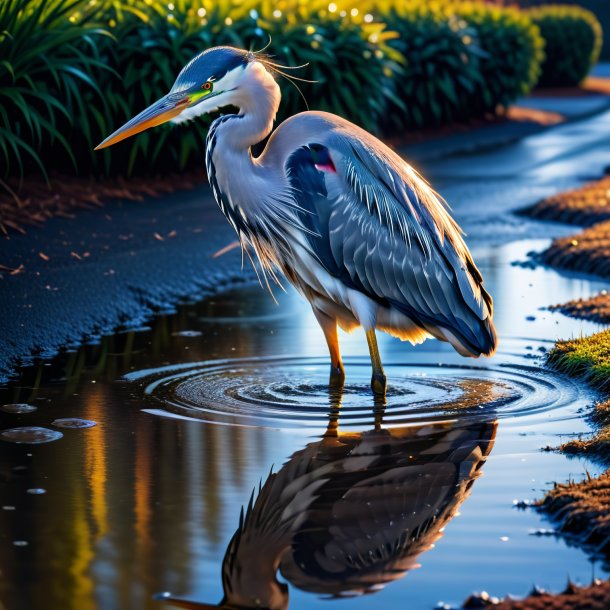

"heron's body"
[97,47,497,393]
[159,416,498,609]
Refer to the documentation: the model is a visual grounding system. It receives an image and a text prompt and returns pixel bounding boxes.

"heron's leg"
[312,308,345,385]
[365,328,386,396]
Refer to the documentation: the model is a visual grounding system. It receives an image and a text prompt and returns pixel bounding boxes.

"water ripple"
[125,356,587,430]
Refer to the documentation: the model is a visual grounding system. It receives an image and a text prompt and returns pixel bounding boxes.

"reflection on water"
[161,403,496,610]
[0,240,608,610]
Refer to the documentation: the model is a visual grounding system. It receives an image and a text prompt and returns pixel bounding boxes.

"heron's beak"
[95,94,189,150]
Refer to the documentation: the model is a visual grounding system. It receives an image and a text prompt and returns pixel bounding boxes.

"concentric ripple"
[125,356,589,430]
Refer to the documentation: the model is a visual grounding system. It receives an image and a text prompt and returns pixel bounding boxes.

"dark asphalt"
[3,106,610,383]
[0,187,251,381]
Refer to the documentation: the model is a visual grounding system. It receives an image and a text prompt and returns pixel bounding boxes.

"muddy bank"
[462,579,610,610]
[559,399,610,462]
[524,174,610,226]
[540,220,610,277]
[549,291,610,324]
[536,470,610,561]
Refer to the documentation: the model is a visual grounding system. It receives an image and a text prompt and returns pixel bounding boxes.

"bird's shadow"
[158,385,498,610]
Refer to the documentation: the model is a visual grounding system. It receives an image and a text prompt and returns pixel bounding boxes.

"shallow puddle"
[0,239,608,610]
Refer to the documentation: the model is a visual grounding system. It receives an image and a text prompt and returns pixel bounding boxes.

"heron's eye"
[202,82,213,91]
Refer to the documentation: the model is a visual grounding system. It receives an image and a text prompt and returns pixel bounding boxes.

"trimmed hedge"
[0,0,549,184]
[452,2,545,115]
[527,4,602,87]
[383,3,484,129]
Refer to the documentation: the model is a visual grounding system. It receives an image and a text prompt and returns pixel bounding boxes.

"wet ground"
[1,236,609,610]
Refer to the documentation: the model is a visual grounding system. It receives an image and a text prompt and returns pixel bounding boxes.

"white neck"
[217,61,281,150]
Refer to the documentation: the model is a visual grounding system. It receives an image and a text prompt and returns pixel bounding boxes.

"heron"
[156,412,497,609]
[96,46,497,395]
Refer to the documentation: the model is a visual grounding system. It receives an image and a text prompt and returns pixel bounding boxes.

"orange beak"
[95,95,189,150]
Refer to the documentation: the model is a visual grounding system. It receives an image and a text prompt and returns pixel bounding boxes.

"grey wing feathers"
[286,129,497,357]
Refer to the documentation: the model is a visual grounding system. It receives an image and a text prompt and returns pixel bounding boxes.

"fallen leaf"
[213,241,240,258]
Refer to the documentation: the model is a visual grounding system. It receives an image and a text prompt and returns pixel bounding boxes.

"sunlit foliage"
[527,4,602,87]
[0,0,550,184]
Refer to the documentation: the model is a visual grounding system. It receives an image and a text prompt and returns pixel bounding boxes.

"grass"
[547,329,610,393]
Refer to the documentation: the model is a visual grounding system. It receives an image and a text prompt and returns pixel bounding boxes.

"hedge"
[527,4,602,87]
[0,0,548,184]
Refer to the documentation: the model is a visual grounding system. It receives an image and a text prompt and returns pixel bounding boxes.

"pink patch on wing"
[315,162,336,173]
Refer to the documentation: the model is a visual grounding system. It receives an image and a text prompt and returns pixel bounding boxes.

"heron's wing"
[279,421,496,595]
[285,133,496,356]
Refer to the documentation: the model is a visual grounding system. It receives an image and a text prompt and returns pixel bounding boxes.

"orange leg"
[366,328,386,396]
[312,308,345,384]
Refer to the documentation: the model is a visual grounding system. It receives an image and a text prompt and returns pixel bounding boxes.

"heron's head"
[95,46,273,150]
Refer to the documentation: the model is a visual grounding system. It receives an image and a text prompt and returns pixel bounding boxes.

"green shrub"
[382,2,484,129]
[0,0,548,186]
[451,2,544,115]
[0,0,110,181]
[253,9,402,135]
[527,4,602,87]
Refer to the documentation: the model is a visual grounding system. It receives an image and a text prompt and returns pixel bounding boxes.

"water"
[0,239,608,610]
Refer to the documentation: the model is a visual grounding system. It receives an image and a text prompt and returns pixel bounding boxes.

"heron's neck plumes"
[221,61,281,149]
[205,61,293,284]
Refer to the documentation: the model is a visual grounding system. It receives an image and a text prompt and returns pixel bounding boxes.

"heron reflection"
[161,394,496,610]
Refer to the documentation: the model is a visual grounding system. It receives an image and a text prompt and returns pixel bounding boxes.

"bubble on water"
[1,403,37,414]
[26,488,46,495]
[0,427,63,444]
[172,330,202,338]
[13,540,28,547]
[51,418,97,429]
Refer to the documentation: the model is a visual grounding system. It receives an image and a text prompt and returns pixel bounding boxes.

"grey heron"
[156,412,497,609]
[96,46,497,395]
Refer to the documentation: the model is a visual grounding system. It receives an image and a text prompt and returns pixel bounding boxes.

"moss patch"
[525,175,610,226]
[549,292,610,324]
[547,329,610,392]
